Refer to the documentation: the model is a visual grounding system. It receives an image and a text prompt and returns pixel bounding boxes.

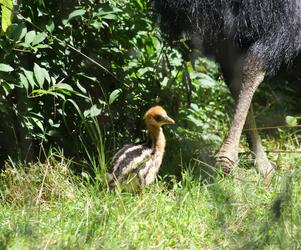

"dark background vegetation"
[0,0,300,176]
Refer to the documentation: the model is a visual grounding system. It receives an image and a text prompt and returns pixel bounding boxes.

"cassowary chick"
[107,106,175,190]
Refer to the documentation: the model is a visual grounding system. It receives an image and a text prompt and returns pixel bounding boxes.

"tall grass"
[1,141,301,249]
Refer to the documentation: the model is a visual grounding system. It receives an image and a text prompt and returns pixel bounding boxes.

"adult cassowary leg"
[224,72,274,178]
[244,106,274,178]
[216,58,265,174]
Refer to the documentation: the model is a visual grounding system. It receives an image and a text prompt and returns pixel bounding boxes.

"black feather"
[152,0,301,76]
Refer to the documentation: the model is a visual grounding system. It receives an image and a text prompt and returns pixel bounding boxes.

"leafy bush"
[0,0,231,174]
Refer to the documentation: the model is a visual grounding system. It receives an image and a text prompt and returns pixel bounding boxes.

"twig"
[243,124,301,131]
[36,163,49,205]
[12,48,31,53]
[36,144,50,205]
[265,150,301,154]
[239,149,301,154]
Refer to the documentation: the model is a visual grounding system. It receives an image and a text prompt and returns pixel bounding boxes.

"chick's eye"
[154,115,163,122]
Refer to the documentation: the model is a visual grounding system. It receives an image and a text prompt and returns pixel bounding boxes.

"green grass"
[1,143,301,249]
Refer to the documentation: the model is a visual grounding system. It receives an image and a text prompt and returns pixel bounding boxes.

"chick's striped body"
[107,141,164,189]
[107,106,174,190]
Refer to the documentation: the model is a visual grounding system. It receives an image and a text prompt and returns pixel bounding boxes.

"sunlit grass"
[1,135,301,249]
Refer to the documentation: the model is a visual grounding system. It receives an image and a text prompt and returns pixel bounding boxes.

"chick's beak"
[163,115,175,125]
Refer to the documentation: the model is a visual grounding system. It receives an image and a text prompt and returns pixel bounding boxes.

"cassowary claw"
[215,155,236,175]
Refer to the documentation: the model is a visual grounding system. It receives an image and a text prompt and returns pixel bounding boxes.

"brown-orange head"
[143,106,175,127]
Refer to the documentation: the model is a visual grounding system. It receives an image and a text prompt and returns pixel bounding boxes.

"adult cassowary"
[153,0,301,179]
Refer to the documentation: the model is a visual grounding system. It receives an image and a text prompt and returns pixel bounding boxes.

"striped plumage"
[107,106,175,190]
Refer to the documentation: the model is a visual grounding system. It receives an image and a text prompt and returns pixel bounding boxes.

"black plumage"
[153,0,301,76]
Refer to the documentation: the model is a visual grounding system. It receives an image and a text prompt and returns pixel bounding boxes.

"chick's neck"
[146,124,166,153]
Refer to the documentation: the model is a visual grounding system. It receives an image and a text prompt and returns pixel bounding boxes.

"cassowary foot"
[254,151,275,180]
[215,153,237,175]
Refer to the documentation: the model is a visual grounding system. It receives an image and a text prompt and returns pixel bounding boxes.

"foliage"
[0,0,231,170]
[0,0,12,32]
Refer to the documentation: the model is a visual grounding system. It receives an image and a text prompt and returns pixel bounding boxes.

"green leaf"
[84,104,101,118]
[91,20,104,30]
[190,72,217,88]
[69,9,86,19]
[161,77,169,87]
[19,73,29,90]
[138,67,153,76]
[7,23,27,42]
[0,63,13,72]
[1,0,13,32]
[34,66,50,84]
[45,20,54,33]
[76,81,87,94]
[31,116,44,132]
[63,9,86,25]
[190,104,200,112]
[53,83,73,91]
[34,44,51,49]
[286,116,298,127]
[31,89,66,99]
[22,69,36,88]
[187,115,203,127]
[136,0,144,10]
[101,13,117,20]
[109,89,122,105]
[90,104,102,117]
[1,80,14,96]
[34,63,45,87]
[43,68,50,83]
[24,30,36,45]
[32,32,47,46]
